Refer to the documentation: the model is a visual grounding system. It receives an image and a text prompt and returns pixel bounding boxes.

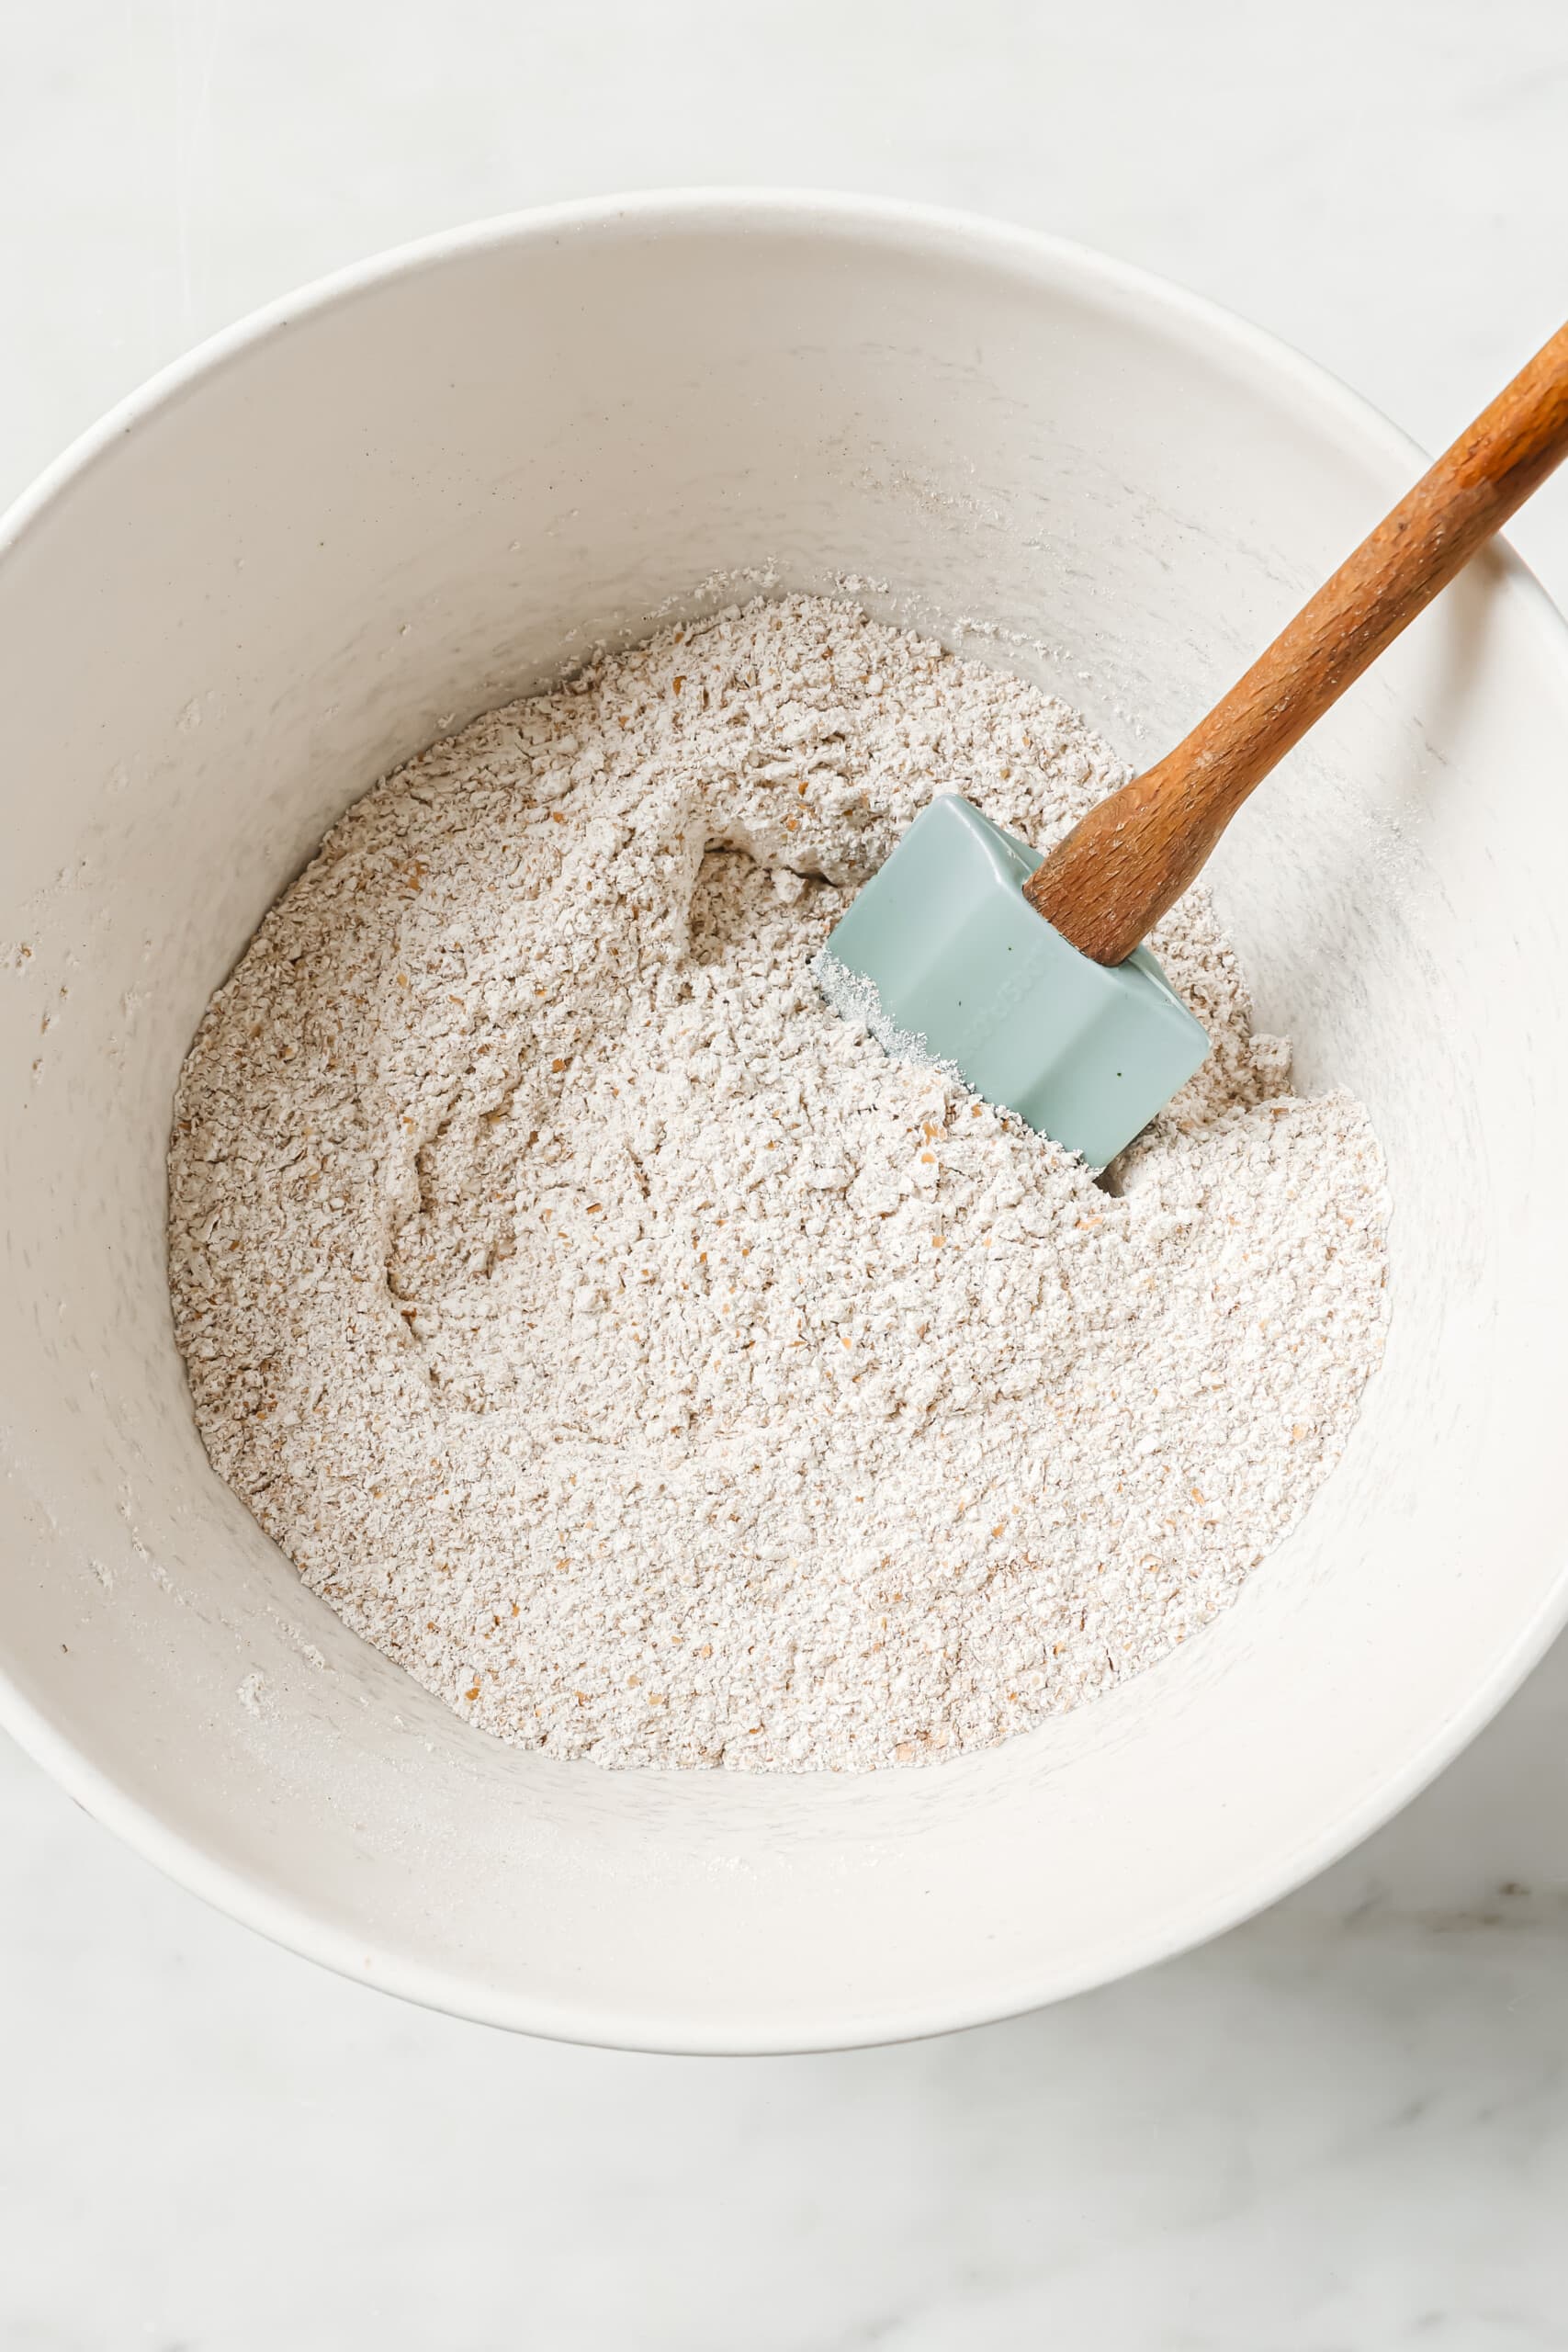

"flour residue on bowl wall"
[166,595,1389,1770]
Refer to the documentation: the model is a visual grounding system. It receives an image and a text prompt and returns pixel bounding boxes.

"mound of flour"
[168,594,1388,1770]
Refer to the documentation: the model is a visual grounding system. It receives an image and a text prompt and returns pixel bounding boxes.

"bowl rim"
[5,185,1568,2054]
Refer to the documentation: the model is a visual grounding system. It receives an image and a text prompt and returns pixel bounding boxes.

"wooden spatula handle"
[1023,318,1568,966]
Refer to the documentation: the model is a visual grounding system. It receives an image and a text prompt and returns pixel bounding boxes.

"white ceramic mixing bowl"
[4,193,1567,2052]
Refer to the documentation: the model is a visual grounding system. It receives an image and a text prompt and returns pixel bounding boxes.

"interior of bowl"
[4,195,1568,2052]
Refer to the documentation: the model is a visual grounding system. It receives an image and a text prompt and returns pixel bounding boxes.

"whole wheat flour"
[168,594,1388,1771]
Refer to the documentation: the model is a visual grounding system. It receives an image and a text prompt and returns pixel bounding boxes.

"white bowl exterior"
[3,194,1566,2052]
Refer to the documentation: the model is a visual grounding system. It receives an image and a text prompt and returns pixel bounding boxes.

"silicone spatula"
[820,317,1568,1167]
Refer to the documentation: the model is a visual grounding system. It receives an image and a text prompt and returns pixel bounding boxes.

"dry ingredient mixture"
[168,595,1389,1770]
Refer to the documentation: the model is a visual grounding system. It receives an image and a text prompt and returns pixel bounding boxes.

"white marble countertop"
[6,3,1568,2343]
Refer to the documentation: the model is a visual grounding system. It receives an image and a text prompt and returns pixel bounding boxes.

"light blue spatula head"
[817,794,1210,1168]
